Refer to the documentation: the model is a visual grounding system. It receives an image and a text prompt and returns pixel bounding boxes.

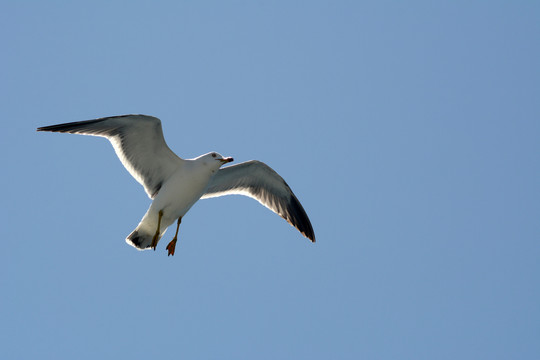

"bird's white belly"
[137,165,214,236]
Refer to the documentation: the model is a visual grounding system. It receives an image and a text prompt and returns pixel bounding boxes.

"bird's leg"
[166,217,182,256]
[150,210,164,250]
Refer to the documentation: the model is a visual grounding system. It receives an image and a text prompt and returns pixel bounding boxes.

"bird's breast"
[151,165,214,220]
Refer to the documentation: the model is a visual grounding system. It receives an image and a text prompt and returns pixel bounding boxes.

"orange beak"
[220,157,234,164]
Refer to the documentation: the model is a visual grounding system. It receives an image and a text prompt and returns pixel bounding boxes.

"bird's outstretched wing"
[201,160,315,242]
[37,114,183,198]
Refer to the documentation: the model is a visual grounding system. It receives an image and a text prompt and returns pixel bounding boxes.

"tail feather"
[126,229,161,250]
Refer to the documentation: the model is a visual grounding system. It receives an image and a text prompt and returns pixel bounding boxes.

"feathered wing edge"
[202,160,315,242]
[37,114,183,199]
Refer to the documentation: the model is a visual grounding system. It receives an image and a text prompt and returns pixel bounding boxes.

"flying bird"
[37,115,315,256]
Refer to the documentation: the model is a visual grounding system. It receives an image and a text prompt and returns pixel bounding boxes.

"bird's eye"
[212,153,216,158]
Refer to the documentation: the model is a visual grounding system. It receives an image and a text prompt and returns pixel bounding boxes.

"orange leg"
[166,217,182,256]
[150,210,163,250]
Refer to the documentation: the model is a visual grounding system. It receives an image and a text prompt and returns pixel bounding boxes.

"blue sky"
[1,1,539,359]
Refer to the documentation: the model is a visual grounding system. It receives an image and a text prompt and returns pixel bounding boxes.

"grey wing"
[37,114,183,198]
[201,160,315,242]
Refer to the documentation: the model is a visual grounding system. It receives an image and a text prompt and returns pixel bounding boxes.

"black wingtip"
[36,118,108,134]
[36,126,54,132]
[37,115,155,134]
[305,228,316,243]
[287,193,316,243]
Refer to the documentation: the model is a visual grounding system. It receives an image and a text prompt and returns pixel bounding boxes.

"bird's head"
[198,152,234,170]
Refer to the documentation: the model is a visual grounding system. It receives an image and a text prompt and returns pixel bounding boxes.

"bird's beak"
[220,157,234,164]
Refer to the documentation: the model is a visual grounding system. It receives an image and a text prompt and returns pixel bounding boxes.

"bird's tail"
[126,228,162,250]
[126,207,169,250]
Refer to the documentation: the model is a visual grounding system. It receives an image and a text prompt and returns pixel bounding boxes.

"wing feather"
[37,114,183,198]
[202,160,315,242]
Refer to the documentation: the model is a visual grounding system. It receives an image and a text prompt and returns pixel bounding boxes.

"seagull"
[37,114,315,255]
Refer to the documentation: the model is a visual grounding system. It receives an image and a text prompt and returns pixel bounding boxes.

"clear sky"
[1,1,539,359]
